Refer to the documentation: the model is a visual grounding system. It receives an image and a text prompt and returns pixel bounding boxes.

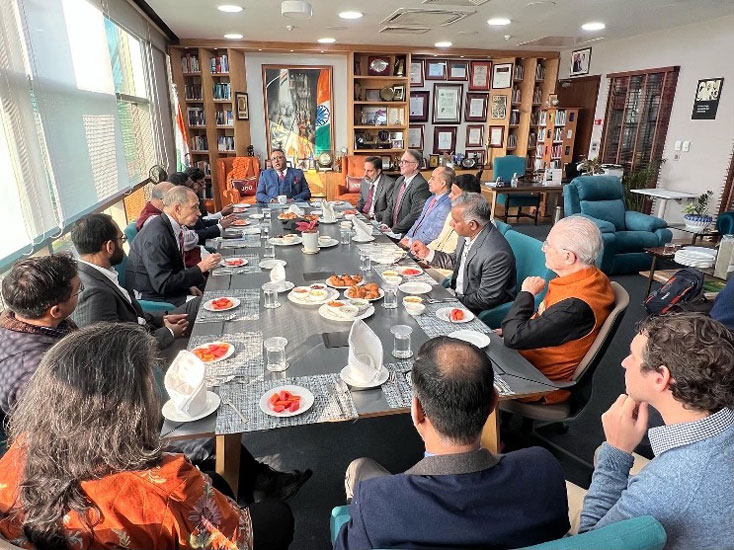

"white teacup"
[302,231,319,253]
[277,194,288,205]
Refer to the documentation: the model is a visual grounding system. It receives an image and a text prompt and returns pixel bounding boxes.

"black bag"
[644,268,704,315]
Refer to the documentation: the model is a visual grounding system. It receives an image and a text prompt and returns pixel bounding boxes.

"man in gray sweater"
[580,312,734,550]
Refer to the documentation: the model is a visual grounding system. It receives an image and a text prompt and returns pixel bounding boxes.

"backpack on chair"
[644,268,704,315]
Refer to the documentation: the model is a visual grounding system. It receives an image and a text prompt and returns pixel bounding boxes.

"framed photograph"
[360,106,387,126]
[490,94,508,119]
[381,155,393,170]
[464,93,488,122]
[465,125,484,147]
[426,60,447,80]
[235,92,249,120]
[365,89,381,102]
[392,84,406,102]
[409,60,424,87]
[692,77,724,119]
[433,126,457,154]
[492,63,513,89]
[408,125,424,149]
[469,61,491,91]
[432,83,462,124]
[409,91,430,122]
[465,149,486,166]
[368,56,391,76]
[262,65,333,157]
[488,125,505,148]
[429,154,440,168]
[570,47,592,77]
[448,61,468,81]
[387,107,404,126]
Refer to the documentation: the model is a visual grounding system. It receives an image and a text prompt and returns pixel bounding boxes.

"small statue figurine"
[246,145,254,157]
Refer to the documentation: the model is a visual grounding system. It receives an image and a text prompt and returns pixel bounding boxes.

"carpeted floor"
[243,222,656,550]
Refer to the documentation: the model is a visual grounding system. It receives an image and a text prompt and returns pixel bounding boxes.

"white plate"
[203,297,241,312]
[242,227,261,235]
[162,392,220,423]
[352,235,375,243]
[263,281,295,293]
[232,203,251,208]
[318,217,339,224]
[220,257,249,268]
[260,385,315,418]
[448,330,491,348]
[318,238,339,248]
[398,266,424,277]
[259,259,287,270]
[340,365,389,389]
[230,220,250,227]
[344,287,384,302]
[288,287,339,305]
[398,281,432,295]
[190,341,236,363]
[270,236,303,246]
[248,213,265,219]
[436,306,475,323]
[318,304,375,322]
[325,276,366,289]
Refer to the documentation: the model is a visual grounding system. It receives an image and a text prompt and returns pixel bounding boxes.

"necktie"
[178,230,185,258]
[392,180,408,226]
[362,184,375,215]
[411,196,438,235]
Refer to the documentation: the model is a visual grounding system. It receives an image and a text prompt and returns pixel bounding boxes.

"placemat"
[196,289,260,322]
[381,360,414,409]
[215,373,358,434]
[211,253,263,276]
[187,331,264,387]
[210,234,262,249]
[414,302,491,339]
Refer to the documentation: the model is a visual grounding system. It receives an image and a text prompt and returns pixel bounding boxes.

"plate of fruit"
[397,266,424,277]
[260,386,314,417]
[435,306,475,323]
[220,257,249,267]
[203,296,241,312]
[190,342,235,363]
[231,219,249,226]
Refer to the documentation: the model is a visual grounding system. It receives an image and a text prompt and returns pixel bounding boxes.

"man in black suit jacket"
[169,171,237,244]
[70,213,197,349]
[355,156,395,221]
[412,192,517,313]
[380,150,431,236]
[335,336,570,550]
[126,186,222,306]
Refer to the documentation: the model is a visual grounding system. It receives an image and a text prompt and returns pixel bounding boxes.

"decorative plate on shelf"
[379,86,395,101]
[461,157,478,169]
[368,56,390,76]
[318,152,333,168]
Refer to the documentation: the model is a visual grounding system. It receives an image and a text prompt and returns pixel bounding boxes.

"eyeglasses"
[542,240,570,254]
[115,235,127,243]
[71,281,85,297]
[398,160,418,165]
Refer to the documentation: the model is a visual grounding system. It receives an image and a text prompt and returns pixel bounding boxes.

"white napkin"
[346,319,383,384]
[353,217,372,240]
[322,202,336,222]
[270,263,286,290]
[165,351,208,417]
[287,204,305,216]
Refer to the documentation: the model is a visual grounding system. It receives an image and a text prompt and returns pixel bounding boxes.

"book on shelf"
[551,144,563,158]
[195,160,211,175]
[511,87,522,104]
[217,135,235,151]
[528,132,537,147]
[534,157,545,171]
[185,84,203,100]
[530,109,540,125]
[513,64,525,81]
[187,107,205,126]
[553,127,564,142]
[182,53,200,73]
[507,134,518,149]
[215,109,234,126]
[539,111,547,126]
[191,136,208,150]
[210,54,229,74]
[213,82,231,100]
[555,109,567,126]
[509,109,521,126]
[535,63,545,81]
[533,86,542,105]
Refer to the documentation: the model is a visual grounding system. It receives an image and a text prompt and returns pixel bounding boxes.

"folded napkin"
[322,202,336,222]
[165,351,208,417]
[353,217,372,240]
[270,263,287,289]
[287,204,305,217]
[346,319,383,384]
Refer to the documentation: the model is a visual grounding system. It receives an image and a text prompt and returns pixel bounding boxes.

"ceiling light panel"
[217,4,243,12]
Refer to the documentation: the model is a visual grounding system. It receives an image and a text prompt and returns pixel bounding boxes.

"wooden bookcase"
[538,107,579,171]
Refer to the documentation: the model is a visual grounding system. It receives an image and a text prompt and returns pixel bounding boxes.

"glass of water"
[261,225,270,241]
[340,227,352,245]
[264,336,288,371]
[391,325,413,359]
[359,253,372,271]
[383,283,398,309]
[263,241,276,258]
[263,283,280,309]
[263,208,271,221]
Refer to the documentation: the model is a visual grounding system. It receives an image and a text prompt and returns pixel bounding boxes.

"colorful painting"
[262,65,333,159]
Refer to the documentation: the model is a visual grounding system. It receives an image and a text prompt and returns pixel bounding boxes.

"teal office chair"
[124,221,139,244]
[494,155,541,225]
[114,254,174,315]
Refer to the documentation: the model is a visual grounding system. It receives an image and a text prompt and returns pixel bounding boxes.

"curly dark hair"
[638,312,734,413]
[1,254,77,319]
[8,323,163,549]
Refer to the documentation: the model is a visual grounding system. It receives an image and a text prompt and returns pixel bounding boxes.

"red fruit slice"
[269,394,279,405]
[288,401,300,412]
[273,404,286,412]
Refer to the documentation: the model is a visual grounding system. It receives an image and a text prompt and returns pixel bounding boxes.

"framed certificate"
[469,61,491,91]
[433,126,457,153]
[465,125,484,147]
[491,95,508,119]
[465,93,488,122]
[409,91,430,122]
[489,125,505,148]
[448,61,468,81]
[426,60,447,80]
[408,125,424,149]
[492,63,513,89]
[432,83,462,124]
[409,61,424,86]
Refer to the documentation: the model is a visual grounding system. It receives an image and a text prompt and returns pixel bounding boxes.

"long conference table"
[161,202,557,496]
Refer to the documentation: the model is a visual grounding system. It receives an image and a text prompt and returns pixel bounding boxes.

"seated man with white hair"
[501,215,615,404]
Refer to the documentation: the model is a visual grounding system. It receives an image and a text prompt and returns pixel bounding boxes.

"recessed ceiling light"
[317,37,336,44]
[435,41,452,48]
[338,10,363,20]
[581,21,605,31]
[224,33,243,39]
[217,4,243,12]
[289,49,294,52]
[488,17,511,26]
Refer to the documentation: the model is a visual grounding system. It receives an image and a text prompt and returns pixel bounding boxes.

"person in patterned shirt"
[0,323,294,550]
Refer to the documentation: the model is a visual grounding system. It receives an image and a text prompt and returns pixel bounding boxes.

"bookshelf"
[538,107,579,171]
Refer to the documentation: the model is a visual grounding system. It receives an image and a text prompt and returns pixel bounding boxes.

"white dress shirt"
[367,174,383,218]
[425,232,478,294]
[142,214,199,250]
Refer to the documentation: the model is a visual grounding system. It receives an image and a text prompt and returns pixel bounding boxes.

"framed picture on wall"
[433,126,457,153]
[432,83,462,124]
[492,63,513,89]
[235,92,249,120]
[409,60,424,86]
[490,95,508,119]
[408,125,424,149]
[570,47,592,77]
[488,125,505,148]
[465,125,485,148]
[426,60,448,80]
[464,93,488,122]
[465,149,486,166]
[448,61,469,81]
[409,91,430,122]
[469,61,491,91]
[429,154,440,168]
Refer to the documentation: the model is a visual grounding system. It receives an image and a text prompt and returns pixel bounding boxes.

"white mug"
[302,230,319,253]
[277,194,288,205]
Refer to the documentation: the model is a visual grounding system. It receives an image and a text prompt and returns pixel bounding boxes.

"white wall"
[244,53,349,159]
[558,16,734,223]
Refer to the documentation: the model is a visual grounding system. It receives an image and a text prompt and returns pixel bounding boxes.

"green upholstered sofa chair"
[494,155,541,224]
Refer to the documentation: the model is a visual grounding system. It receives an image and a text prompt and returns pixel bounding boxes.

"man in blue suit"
[335,336,570,550]
[256,148,311,204]
[399,166,455,248]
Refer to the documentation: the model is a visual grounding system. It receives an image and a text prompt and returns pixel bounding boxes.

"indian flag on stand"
[314,69,331,153]
[174,91,190,171]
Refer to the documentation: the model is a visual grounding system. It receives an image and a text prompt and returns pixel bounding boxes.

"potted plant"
[296,220,319,253]
[682,190,714,232]
[577,157,603,175]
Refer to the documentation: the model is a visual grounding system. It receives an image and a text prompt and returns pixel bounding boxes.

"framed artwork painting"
[490,95,508,119]
[409,91,430,122]
[492,63,513,89]
[465,93,488,122]
[448,61,468,81]
[409,60,424,86]
[426,60,447,80]
[433,126,457,153]
[235,92,249,120]
[262,65,333,158]
[570,47,592,77]
[488,125,505,148]
[465,125,484,148]
[469,61,491,91]
[432,83,462,124]
[408,125,424,149]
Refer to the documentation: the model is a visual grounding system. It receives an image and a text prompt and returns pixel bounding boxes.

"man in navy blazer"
[334,336,570,550]
[256,148,311,204]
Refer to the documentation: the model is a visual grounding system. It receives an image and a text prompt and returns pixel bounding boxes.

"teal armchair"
[564,176,672,274]
[114,253,175,315]
[124,221,139,244]
[494,155,541,225]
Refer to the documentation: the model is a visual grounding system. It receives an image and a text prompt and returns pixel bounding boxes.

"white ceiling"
[147,0,734,51]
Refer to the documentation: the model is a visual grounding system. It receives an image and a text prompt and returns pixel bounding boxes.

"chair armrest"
[139,300,175,314]
[625,211,667,232]
[576,214,616,234]
[330,505,351,544]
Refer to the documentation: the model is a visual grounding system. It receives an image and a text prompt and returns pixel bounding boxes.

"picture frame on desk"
[448,61,468,81]
[465,149,486,166]
[408,125,424,149]
[433,126,457,154]
[235,92,249,120]
[409,91,430,122]
[432,83,462,124]
[426,60,447,80]
[392,84,406,101]
[466,125,484,148]
[409,60,424,86]
[488,125,505,148]
[465,93,488,122]
[492,63,513,90]
[469,61,491,91]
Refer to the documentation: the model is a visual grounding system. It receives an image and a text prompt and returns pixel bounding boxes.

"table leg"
[489,190,498,222]
[216,433,242,498]
[644,255,658,299]
[655,198,668,219]
[480,409,500,454]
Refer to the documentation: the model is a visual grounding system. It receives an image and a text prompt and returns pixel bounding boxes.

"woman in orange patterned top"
[0,323,293,549]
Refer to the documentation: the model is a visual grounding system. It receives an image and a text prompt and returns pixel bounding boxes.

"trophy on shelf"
[394,56,405,77]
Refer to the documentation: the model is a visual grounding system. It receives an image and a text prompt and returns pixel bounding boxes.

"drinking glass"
[263,208,272,221]
[263,284,280,309]
[260,225,270,241]
[360,253,372,271]
[340,227,352,245]
[383,283,398,309]
[391,325,413,359]
[264,336,288,371]
[263,241,276,258]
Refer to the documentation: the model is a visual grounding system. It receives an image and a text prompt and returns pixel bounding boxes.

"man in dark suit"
[70,213,196,349]
[255,148,311,204]
[334,336,570,550]
[380,149,431,237]
[355,156,395,221]
[169,171,237,244]
[412,192,517,313]
[126,186,222,306]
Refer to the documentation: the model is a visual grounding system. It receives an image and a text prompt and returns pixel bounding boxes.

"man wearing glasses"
[380,150,431,237]
[255,148,311,204]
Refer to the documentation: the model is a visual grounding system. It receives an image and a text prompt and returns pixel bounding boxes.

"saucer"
[162,392,220,423]
[259,259,287,269]
[301,248,320,255]
[318,238,339,248]
[352,235,375,243]
[263,281,295,293]
[339,365,389,389]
